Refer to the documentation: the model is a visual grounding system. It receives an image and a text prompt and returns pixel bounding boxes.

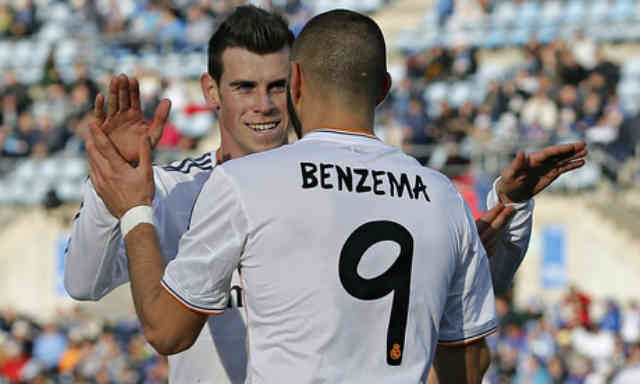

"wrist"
[496,178,516,205]
[120,205,154,238]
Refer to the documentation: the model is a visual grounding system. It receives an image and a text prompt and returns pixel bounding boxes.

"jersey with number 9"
[162,129,497,383]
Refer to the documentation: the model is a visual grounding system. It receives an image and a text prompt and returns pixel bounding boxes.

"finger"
[567,148,589,161]
[556,159,586,175]
[85,123,113,175]
[504,151,527,180]
[530,141,587,165]
[107,76,119,118]
[491,206,516,231]
[94,94,105,125]
[118,74,130,111]
[130,77,141,111]
[150,99,171,146]
[138,134,153,176]
[476,203,505,234]
[90,122,128,170]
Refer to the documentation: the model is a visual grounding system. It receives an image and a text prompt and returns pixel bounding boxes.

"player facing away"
[80,9,587,383]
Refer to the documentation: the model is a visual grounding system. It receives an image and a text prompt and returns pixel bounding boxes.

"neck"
[299,95,376,137]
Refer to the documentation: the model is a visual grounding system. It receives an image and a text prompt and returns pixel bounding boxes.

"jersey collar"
[303,127,382,142]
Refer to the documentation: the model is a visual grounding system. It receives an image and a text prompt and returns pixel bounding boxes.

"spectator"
[613,343,640,383]
[32,322,67,372]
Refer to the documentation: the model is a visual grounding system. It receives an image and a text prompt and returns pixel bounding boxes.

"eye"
[269,80,287,93]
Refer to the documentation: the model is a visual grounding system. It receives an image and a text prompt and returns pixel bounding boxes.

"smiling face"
[204,47,290,159]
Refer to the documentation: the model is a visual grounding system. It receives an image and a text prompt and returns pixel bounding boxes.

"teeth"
[248,123,278,131]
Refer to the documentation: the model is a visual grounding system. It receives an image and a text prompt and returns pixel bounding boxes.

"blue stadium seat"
[423,82,448,105]
[536,27,558,44]
[612,0,635,22]
[483,27,508,48]
[621,57,640,79]
[448,82,473,107]
[565,0,587,24]
[56,180,84,202]
[492,2,517,28]
[510,27,533,46]
[588,0,612,23]
[60,157,87,182]
[540,0,564,26]
[0,182,11,204]
[0,41,12,69]
[517,1,541,28]
[54,39,78,67]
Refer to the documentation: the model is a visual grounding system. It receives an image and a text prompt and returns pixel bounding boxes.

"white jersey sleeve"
[438,196,497,346]
[162,167,247,314]
[64,178,128,300]
[64,153,215,301]
[485,177,534,294]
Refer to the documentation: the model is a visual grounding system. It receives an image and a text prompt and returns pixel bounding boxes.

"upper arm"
[162,167,248,316]
[432,338,490,384]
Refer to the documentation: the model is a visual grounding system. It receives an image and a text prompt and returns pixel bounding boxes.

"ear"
[375,72,392,107]
[201,73,220,110]
[290,61,302,105]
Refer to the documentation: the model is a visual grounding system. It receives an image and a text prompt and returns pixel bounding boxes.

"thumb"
[512,150,527,171]
[138,134,153,173]
[504,150,527,180]
[150,99,171,147]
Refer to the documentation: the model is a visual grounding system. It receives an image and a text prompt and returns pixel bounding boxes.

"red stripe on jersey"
[161,282,224,316]
[437,327,497,347]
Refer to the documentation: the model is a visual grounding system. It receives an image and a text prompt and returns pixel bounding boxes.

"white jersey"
[162,129,497,383]
[64,152,249,383]
[65,133,534,383]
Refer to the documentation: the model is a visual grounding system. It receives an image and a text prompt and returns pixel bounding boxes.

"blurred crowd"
[382,33,639,183]
[0,0,314,166]
[2,287,640,383]
[486,287,640,384]
[0,306,168,383]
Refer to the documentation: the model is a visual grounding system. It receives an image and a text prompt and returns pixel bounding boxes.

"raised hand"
[475,203,515,259]
[94,74,171,163]
[497,142,588,204]
[84,121,154,219]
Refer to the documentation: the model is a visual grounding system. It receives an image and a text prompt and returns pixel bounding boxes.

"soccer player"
[81,9,587,383]
[65,6,293,383]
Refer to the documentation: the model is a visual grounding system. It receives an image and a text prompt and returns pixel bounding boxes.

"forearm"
[486,177,534,294]
[65,180,129,300]
[124,223,204,355]
[432,339,490,384]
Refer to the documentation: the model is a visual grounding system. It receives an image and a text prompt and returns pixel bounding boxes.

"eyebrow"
[228,80,256,88]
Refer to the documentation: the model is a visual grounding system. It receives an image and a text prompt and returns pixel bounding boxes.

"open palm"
[93,74,171,163]
[498,142,588,203]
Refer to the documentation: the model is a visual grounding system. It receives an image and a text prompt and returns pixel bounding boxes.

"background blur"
[0,0,639,382]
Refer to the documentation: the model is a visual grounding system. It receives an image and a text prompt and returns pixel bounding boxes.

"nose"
[253,89,276,115]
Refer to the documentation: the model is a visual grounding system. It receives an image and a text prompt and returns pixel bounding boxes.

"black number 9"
[338,220,414,366]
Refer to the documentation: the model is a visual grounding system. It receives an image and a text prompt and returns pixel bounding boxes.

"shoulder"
[219,144,296,174]
[158,152,215,175]
[151,152,216,193]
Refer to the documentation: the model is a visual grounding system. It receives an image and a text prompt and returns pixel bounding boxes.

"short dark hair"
[207,6,294,83]
[292,9,387,100]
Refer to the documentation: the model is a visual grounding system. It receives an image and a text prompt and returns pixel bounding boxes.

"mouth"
[246,121,281,133]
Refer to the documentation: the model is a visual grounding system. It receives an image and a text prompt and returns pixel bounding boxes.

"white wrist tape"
[120,205,154,238]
